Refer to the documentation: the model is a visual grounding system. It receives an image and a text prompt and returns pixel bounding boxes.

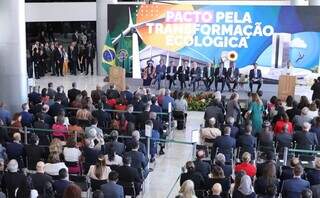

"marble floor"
[34,74,313,197]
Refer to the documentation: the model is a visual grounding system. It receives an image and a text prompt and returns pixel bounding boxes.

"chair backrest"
[69,175,89,191]
[118,181,136,196]
[90,178,108,191]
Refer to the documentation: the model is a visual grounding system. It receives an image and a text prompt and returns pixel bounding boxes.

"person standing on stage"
[143,60,155,87]
[68,43,78,76]
[249,63,262,93]
[166,61,177,90]
[32,47,41,79]
[84,41,95,75]
[226,61,240,92]
[190,62,201,92]
[178,61,190,90]
[54,44,64,77]
[214,61,227,92]
[153,59,166,90]
[203,63,215,91]
[78,44,85,74]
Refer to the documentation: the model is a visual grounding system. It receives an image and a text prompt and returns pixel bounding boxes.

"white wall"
[25,2,96,22]
[25,1,292,23]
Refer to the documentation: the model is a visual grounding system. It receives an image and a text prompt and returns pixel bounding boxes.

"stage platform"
[34,74,313,101]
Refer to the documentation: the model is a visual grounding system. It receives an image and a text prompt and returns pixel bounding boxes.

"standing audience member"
[247,93,264,135]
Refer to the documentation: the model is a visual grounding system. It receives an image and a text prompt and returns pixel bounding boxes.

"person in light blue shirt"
[162,89,175,112]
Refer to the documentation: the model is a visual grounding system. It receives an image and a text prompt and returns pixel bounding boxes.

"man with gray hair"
[103,130,125,156]
[2,159,27,198]
[294,122,318,150]
[226,116,239,138]
[200,117,221,145]
[293,107,313,129]
[214,153,232,178]
[125,130,147,157]
[162,89,174,112]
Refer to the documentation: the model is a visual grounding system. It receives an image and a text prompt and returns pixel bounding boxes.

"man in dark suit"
[125,130,147,157]
[106,84,120,99]
[306,158,320,186]
[193,150,211,179]
[48,96,63,117]
[24,134,45,170]
[100,171,124,198]
[180,161,205,192]
[54,44,64,76]
[203,63,215,91]
[177,61,190,90]
[166,61,177,89]
[83,139,100,174]
[91,85,104,105]
[153,59,166,90]
[236,124,257,159]
[116,155,142,195]
[30,161,53,196]
[275,124,293,153]
[67,82,81,104]
[226,61,240,92]
[20,103,33,127]
[6,133,25,168]
[67,43,78,75]
[214,61,227,92]
[281,165,310,198]
[125,141,148,178]
[53,168,71,198]
[121,86,133,104]
[190,62,202,92]
[47,82,56,99]
[28,87,41,105]
[103,130,125,156]
[41,105,54,127]
[136,105,150,131]
[92,102,111,129]
[293,122,318,150]
[249,63,262,93]
[84,41,95,75]
[212,127,236,162]
[204,99,224,128]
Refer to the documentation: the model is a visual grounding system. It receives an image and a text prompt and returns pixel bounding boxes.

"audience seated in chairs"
[237,124,257,160]
[200,117,221,146]
[214,153,232,178]
[180,161,205,197]
[6,132,25,169]
[207,183,223,198]
[44,153,68,177]
[193,150,211,179]
[212,127,236,163]
[178,180,197,198]
[206,165,230,198]
[125,140,148,179]
[232,172,256,198]
[62,138,82,174]
[82,138,100,174]
[25,134,46,170]
[103,130,125,156]
[105,146,123,167]
[254,161,279,197]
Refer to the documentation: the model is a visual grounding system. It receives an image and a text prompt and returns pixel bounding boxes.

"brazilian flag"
[102,32,116,73]
[116,33,130,72]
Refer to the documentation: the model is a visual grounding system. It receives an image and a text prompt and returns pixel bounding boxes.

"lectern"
[278,75,296,101]
[109,67,126,91]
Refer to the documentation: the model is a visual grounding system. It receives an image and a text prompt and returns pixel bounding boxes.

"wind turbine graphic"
[111,7,165,79]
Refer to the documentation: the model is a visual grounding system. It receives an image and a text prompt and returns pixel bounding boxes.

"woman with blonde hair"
[247,93,264,135]
[178,180,197,198]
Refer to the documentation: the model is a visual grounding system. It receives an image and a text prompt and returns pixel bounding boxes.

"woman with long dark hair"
[87,154,111,181]
[16,176,38,198]
[254,162,279,197]
[105,146,123,166]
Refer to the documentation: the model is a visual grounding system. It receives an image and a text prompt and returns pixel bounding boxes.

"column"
[291,0,309,5]
[96,0,117,76]
[309,0,320,5]
[0,0,28,113]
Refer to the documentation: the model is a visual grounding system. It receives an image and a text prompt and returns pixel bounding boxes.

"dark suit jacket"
[28,92,41,105]
[237,134,257,149]
[249,69,262,80]
[125,139,147,157]
[193,159,211,179]
[214,67,227,77]
[25,144,45,170]
[126,150,147,170]
[121,90,133,104]
[5,142,24,162]
[226,67,240,80]
[106,89,120,99]
[116,165,142,193]
[190,67,201,80]
[203,67,215,79]
[180,171,205,190]
[30,173,53,195]
[204,105,224,126]
[104,141,125,156]
[48,102,64,117]
[177,66,190,81]
[54,48,64,64]
[306,168,320,186]
[84,46,95,59]
[166,66,177,79]
[92,109,111,129]
[83,146,100,173]
[276,133,293,151]
[214,135,236,162]
[53,179,71,198]
[281,178,310,198]
[100,182,124,198]
[67,88,81,103]
[311,184,320,198]
[1,172,26,198]
[293,131,318,150]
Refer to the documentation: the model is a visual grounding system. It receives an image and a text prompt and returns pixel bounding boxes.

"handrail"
[64,107,169,115]
[0,125,196,146]
[288,148,320,155]
[166,174,181,198]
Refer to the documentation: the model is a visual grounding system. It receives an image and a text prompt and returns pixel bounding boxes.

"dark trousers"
[226,78,239,91]
[180,80,187,90]
[55,62,63,76]
[168,77,176,89]
[86,58,94,75]
[215,77,226,91]
[34,65,40,79]
[69,60,77,75]
[204,78,213,90]
[191,77,200,92]
[249,80,262,92]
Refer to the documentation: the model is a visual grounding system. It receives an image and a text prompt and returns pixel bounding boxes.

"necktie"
[208,67,211,77]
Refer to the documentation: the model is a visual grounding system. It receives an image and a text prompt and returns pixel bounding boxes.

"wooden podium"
[278,75,296,101]
[109,67,126,91]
